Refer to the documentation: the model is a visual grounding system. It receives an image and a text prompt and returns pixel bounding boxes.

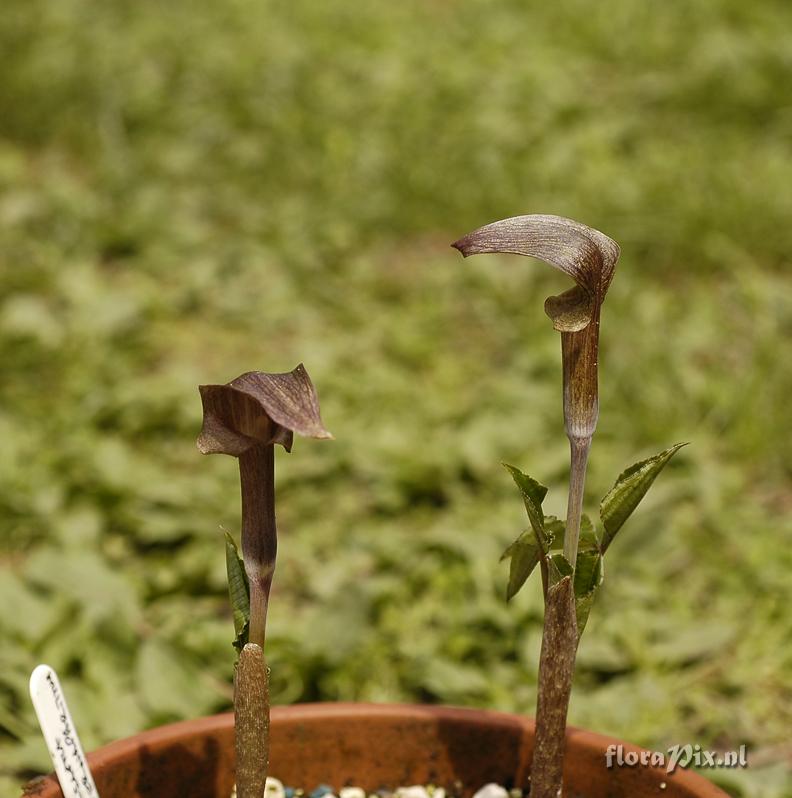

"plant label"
[29,664,100,798]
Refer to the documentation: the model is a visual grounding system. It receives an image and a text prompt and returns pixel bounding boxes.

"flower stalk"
[239,444,276,649]
[197,365,331,798]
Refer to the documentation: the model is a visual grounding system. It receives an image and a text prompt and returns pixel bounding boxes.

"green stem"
[563,436,591,566]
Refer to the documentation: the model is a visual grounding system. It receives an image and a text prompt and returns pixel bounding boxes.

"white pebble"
[431,790,446,798]
[472,785,509,798]
[265,777,286,798]
[396,787,431,798]
[340,789,366,798]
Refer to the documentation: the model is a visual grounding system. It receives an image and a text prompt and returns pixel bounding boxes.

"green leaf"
[575,516,606,634]
[136,639,219,719]
[577,514,600,552]
[224,531,250,652]
[574,548,602,598]
[575,587,599,635]
[574,516,602,586]
[503,463,550,551]
[0,570,61,642]
[542,514,603,634]
[422,657,491,699]
[500,516,568,601]
[501,531,541,601]
[599,443,688,552]
[547,552,573,586]
[544,515,566,550]
[546,513,597,555]
[24,547,141,627]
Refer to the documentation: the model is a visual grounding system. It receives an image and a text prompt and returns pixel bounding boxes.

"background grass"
[2,1,792,795]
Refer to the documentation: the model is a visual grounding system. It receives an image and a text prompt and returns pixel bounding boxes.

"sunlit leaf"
[23,548,141,626]
[599,443,688,551]
[136,639,219,719]
[0,570,60,642]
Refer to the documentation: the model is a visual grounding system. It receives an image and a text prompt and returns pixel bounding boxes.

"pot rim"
[25,702,729,798]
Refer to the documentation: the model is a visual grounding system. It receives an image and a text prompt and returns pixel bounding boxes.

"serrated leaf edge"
[599,442,688,551]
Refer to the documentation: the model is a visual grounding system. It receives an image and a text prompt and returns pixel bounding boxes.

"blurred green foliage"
[2,0,792,795]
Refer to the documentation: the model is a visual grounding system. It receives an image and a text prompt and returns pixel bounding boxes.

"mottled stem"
[530,577,578,798]
[234,644,270,798]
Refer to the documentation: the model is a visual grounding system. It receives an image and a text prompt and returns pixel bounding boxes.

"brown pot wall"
[23,703,729,798]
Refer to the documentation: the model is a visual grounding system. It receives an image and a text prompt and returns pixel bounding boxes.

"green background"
[1,1,791,795]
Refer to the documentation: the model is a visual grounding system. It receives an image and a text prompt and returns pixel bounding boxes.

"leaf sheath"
[530,576,578,798]
[234,644,270,798]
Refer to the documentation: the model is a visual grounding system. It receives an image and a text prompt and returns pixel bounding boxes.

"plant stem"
[563,436,591,566]
[530,323,597,797]
[530,437,590,797]
[234,644,270,798]
[559,310,598,567]
[530,576,578,798]
[236,443,276,798]
[239,443,277,648]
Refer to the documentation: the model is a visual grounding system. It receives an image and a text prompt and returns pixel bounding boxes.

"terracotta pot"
[24,703,728,798]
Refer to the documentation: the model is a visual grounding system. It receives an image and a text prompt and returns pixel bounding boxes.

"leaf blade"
[224,531,250,651]
[599,443,688,552]
[501,531,541,601]
[503,463,549,551]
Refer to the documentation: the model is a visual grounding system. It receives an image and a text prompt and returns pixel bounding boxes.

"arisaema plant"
[454,215,686,798]
[197,365,332,798]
